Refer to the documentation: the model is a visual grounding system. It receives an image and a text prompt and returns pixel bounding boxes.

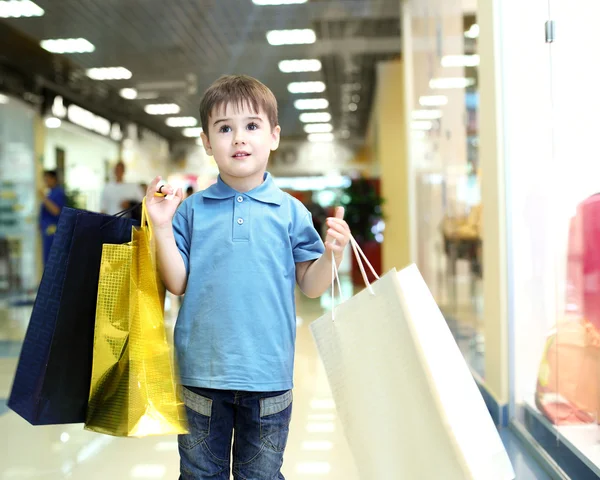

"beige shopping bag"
[309,238,514,479]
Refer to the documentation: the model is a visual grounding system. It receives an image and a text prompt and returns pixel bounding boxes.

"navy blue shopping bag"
[8,208,138,425]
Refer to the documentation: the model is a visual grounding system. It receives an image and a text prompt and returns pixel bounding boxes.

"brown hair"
[199,75,278,136]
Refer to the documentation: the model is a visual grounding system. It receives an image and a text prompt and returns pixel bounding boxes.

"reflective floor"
[0,285,551,479]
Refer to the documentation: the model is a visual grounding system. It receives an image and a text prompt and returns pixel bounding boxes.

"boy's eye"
[219,125,232,133]
[247,122,259,131]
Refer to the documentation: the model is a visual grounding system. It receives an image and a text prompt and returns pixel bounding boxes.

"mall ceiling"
[0,0,401,144]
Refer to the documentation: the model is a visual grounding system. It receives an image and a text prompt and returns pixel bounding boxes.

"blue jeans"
[178,386,293,480]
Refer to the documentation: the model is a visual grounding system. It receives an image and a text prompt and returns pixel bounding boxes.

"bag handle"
[331,235,379,320]
[99,201,143,230]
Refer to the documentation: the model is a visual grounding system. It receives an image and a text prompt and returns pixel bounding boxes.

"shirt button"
[237,218,244,225]
[237,196,244,203]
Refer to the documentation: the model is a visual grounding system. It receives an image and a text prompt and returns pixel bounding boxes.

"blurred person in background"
[100,161,143,216]
[39,170,66,265]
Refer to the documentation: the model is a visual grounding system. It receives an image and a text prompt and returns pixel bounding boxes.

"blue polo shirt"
[172,172,324,391]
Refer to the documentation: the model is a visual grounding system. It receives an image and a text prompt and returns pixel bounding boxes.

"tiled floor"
[0,286,553,479]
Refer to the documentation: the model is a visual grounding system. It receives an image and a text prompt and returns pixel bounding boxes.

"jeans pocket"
[178,387,212,450]
[259,390,293,453]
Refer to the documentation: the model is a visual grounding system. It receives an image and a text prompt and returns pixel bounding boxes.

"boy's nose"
[234,133,247,145]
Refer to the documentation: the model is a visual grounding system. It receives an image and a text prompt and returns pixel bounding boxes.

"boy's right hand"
[145,176,183,229]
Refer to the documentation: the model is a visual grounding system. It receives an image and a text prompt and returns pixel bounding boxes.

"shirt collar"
[202,172,284,205]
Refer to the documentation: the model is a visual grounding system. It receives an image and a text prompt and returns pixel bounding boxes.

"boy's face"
[200,102,280,189]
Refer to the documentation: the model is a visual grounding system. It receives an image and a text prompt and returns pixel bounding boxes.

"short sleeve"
[292,211,325,263]
[173,206,191,274]
[49,188,67,210]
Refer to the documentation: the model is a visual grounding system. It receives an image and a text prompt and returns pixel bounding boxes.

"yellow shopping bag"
[85,199,188,437]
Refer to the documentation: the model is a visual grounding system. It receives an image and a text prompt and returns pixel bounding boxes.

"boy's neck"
[220,171,266,193]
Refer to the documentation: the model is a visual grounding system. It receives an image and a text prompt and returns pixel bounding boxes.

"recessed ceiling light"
[182,127,203,137]
[87,67,132,81]
[441,55,480,67]
[278,59,321,73]
[144,104,180,115]
[166,117,198,127]
[0,0,44,18]
[294,98,329,110]
[136,92,159,100]
[419,95,448,107]
[412,109,443,120]
[266,29,316,45]
[45,117,61,129]
[253,0,307,4]
[40,38,95,54]
[288,81,326,94]
[120,88,138,100]
[307,133,334,143]
[348,103,358,112]
[299,112,331,123]
[429,77,475,89]
[304,123,333,133]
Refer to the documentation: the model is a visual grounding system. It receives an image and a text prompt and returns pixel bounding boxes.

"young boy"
[145,75,351,479]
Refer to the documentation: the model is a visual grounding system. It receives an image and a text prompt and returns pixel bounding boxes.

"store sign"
[51,96,123,141]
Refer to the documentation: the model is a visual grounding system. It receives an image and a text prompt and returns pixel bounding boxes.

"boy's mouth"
[233,151,250,158]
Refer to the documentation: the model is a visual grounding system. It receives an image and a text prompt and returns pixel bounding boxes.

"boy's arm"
[296,207,350,298]
[145,177,188,295]
[155,224,188,295]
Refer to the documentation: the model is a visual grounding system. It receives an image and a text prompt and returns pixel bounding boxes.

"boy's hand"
[145,176,183,229]
[324,206,351,261]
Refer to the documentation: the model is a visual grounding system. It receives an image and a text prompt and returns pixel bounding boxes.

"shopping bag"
[309,238,515,480]
[8,208,136,425]
[85,199,187,437]
[535,319,600,425]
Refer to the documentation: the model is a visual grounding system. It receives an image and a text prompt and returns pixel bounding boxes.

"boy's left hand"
[325,206,351,261]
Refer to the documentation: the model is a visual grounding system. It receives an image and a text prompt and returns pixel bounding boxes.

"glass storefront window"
[511,0,600,473]
[0,97,37,294]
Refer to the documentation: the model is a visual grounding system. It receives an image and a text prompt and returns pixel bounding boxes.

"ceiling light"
[294,98,329,110]
[119,88,137,100]
[429,77,475,89]
[166,117,198,127]
[299,112,331,123]
[352,94,360,103]
[136,92,159,100]
[465,24,480,39]
[412,120,434,130]
[441,55,480,67]
[0,94,8,104]
[288,81,326,94]
[266,29,316,46]
[0,0,44,18]
[278,59,321,73]
[45,117,61,129]
[412,109,443,120]
[144,104,180,115]
[87,67,132,81]
[307,133,334,142]
[182,127,203,137]
[304,123,333,134]
[419,95,448,107]
[253,0,307,4]
[348,103,358,112]
[40,38,95,54]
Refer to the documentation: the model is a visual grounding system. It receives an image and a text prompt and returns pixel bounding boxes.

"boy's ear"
[270,125,281,151]
[200,132,212,155]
